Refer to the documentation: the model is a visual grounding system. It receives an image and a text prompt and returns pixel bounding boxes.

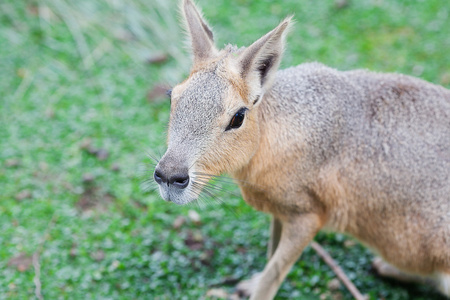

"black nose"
[154,169,190,189]
[153,169,167,185]
[169,174,190,189]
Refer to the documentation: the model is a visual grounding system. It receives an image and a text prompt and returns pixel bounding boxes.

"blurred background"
[1,0,449,299]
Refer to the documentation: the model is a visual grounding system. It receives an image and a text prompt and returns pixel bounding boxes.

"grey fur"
[266,62,450,214]
[157,71,227,204]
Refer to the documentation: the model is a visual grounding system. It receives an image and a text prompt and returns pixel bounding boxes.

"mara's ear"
[238,17,292,97]
[182,0,217,65]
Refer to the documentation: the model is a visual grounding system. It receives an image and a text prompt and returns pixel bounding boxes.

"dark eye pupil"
[226,108,247,131]
[231,113,244,127]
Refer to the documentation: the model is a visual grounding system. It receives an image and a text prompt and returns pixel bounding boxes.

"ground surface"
[1,0,449,299]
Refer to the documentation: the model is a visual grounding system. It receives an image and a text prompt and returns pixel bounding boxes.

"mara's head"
[154,0,291,204]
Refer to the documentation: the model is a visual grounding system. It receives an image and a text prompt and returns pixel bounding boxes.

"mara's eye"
[226,108,247,131]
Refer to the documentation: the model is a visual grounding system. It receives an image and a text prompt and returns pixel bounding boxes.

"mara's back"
[265,63,450,198]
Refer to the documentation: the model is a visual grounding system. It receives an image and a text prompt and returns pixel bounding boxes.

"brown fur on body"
[153,1,450,298]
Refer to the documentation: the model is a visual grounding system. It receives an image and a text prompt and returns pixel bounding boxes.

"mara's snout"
[153,170,191,205]
[153,155,199,204]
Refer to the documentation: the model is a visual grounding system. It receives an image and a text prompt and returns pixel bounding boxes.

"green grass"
[1,0,449,299]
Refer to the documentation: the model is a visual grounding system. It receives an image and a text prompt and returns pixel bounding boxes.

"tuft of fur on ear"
[181,0,217,65]
[238,16,293,97]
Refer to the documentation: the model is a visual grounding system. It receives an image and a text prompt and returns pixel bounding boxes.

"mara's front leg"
[250,213,323,300]
[267,216,282,259]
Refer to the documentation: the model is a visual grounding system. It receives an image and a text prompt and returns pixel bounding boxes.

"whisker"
[143,147,162,164]
[140,179,158,193]
[137,163,156,179]
[189,181,240,216]
[194,181,241,198]
[189,189,210,210]
[201,187,239,216]
[195,176,238,187]
[194,172,267,192]
[188,158,198,172]
[157,147,165,161]
[146,154,160,164]
[200,187,215,201]
[196,195,206,209]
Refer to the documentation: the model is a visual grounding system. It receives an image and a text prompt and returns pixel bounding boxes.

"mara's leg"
[437,272,450,297]
[372,257,429,284]
[373,257,450,297]
[250,213,322,300]
[267,217,282,259]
